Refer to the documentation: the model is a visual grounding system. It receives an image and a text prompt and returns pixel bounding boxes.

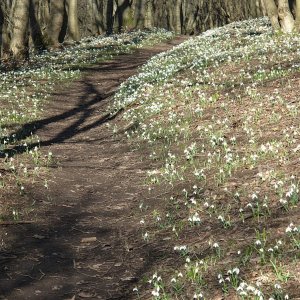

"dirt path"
[0,37,187,300]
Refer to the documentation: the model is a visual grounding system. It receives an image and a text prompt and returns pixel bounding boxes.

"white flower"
[279,198,287,205]
[188,212,201,224]
[151,289,160,297]
[213,242,219,248]
[286,223,294,233]
[274,283,281,289]
[251,193,258,200]
[217,215,224,222]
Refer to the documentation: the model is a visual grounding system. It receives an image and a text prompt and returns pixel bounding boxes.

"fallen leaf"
[81,237,97,243]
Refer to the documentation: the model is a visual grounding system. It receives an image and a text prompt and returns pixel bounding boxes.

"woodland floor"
[0,36,188,300]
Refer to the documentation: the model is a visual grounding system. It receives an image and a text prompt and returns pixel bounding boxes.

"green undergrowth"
[114,18,300,299]
[0,28,174,222]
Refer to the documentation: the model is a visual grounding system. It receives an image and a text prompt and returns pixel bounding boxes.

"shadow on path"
[0,36,188,300]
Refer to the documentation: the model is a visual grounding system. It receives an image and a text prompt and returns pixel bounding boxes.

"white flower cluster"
[237,281,263,299]
[188,212,201,224]
[285,222,299,234]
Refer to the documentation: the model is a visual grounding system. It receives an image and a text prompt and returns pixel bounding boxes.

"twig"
[0,220,35,226]
[39,269,46,280]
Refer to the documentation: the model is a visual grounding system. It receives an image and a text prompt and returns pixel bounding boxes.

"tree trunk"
[29,0,46,52]
[144,0,153,28]
[294,0,300,31]
[94,0,105,34]
[278,0,295,32]
[67,0,80,41]
[0,3,4,59]
[43,0,50,25]
[134,0,145,29]
[263,0,281,30]
[260,0,267,15]
[106,0,114,34]
[10,0,30,61]
[115,0,132,32]
[0,1,12,59]
[47,0,65,46]
[174,0,182,33]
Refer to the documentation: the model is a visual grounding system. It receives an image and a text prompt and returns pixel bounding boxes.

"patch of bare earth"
[0,37,188,300]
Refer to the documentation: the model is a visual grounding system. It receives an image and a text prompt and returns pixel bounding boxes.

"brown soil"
[0,37,188,300]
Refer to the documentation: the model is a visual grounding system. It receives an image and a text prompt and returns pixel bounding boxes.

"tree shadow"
[0,190,121,299]
[0,46,173,159]
[0,183,177,299]
[0,79,120,158]
[0,39,189,298]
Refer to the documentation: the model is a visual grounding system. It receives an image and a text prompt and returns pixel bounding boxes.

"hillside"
[0,17,299,300]
[113,17,300,299]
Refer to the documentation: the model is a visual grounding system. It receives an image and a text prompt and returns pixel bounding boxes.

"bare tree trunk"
[106,0,114,34]
[263,0,281,30]
[44,0,50,25]
[294,0,300,31]
[10,0,30,60]
[134,0,145,29]
[0,3,3,60]
[0,1,12,59]
[144,0,153,28]
[67,0,80,41]
[115,0,132,32]
[95,0,105,34]
[47,0,65,46]
[174,0,182,33]
[278,0,295,32]
[260,0,267,15]
[29,0,46,51]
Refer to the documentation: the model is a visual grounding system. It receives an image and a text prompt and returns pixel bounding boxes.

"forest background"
[0,0,264,61]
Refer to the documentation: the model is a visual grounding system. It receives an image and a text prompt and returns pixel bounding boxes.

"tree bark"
[0,1,12,59]
[294,0,300,31]
[174,0,182,33]
[0,3,4,59]
[278,0,295,32]
[29,0,46,51]
[47,0,65,46]
[67,0,80,41]
[134,0,145,29]
[106,0,114,34]
[263,0,281,30]
[10,0,30,60]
